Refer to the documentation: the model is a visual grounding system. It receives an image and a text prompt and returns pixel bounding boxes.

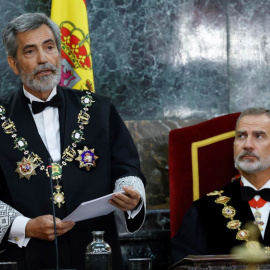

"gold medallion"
[14,137,28,151]
[215,196,231,204]
[76,146,98,171]
[16,157,37,180]
[236,230,250,240]
[222,206,236,219]
[53,185,65,208]
[227,220,241,230]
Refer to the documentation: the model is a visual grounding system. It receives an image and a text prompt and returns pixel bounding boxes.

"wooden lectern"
[169,255,270,269]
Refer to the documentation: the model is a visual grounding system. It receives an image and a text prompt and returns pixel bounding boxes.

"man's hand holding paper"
[109,186,141,211]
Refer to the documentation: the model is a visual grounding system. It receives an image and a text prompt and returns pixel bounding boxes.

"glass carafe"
[85,231,112,270]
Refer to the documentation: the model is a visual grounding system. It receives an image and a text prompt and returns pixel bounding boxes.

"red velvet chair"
[169,112,241,238]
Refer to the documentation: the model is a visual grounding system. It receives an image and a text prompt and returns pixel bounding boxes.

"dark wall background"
[1,0,269,268]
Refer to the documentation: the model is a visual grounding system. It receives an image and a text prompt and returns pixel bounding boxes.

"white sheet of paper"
[62,191,125,222]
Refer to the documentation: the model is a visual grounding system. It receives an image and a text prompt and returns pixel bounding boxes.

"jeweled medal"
[51,163,62,179]
[227,220,242,230]
[53,184,65,208]
[249,198,266,232]
[76,146,98,171]
[222,206,236,219]
[47,163,65,206]
[236,229,250,240]
[254,209,264,231]
[71,130,85,143]
[16,157,37,180]
[81,95,94,107]
[215,196,231,204]
[14,137,28,151]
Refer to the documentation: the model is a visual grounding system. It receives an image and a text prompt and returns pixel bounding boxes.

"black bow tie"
[241,186,270,201]
[30,94,63,114]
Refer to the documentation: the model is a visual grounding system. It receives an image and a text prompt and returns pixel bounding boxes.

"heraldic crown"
[60,21,92,71]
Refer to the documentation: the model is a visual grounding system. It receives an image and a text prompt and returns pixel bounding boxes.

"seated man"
[171,107,270,263]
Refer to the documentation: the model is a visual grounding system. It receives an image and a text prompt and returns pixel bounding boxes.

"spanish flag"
[51,0,95,92]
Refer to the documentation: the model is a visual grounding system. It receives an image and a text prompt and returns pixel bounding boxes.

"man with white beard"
[171,108,270,263]
[0,13,146,270]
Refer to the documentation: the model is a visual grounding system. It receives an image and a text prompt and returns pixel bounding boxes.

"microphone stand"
[43,158,76,270]
[48,158,60,270]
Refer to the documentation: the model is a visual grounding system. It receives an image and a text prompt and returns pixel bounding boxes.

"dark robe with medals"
[0,86,146,270]
[171,179,270,263]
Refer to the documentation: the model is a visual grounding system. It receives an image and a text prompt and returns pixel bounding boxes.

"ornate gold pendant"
[253,209,264,231]
[215,196,231,204]
[53,185,65,208]
[222,205,236,219]
[227,220,242,230]
[76,146,98,171]
[16,157,37,180]
[236,230,250,240]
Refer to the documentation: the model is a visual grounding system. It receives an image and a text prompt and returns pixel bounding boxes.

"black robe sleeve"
[171,205,208,263]
[109,103,146,232]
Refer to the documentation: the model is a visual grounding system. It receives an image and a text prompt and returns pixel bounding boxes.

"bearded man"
[171,107,270,263]
[0,13,146,270]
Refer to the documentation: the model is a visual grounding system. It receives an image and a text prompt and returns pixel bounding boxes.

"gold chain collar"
[0,91,97,207]
[207,190,270,253]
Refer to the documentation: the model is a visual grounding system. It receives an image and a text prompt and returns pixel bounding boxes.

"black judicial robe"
[0,86,146,270]
[171,179,270,263]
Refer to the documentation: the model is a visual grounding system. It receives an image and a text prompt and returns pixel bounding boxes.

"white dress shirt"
[242,176,270,238]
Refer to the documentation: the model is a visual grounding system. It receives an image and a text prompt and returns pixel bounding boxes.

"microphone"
[44,158,76,270]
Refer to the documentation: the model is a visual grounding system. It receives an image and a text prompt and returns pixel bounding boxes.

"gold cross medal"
[76,146,98,171]
[46,163,65,207]
[53,184,65,208]
[16,157,38,180]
